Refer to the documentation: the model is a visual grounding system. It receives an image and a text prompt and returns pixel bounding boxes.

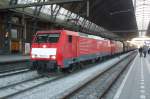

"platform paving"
[113,54,150,99]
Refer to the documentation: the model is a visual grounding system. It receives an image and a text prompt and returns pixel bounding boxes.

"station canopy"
[1,0,139,40]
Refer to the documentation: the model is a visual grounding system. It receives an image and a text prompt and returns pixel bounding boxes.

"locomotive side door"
[68,35,77,58]
[110,40,115,55]
[72,36,78,58]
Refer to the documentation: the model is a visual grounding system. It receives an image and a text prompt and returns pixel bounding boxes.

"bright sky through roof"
[133,0,150,37]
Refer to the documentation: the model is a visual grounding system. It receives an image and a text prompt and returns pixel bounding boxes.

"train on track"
[30,30,135,73]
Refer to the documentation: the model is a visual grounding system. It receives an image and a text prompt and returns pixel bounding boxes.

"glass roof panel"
[18,0,39,4]
[16,0,104,34]
[40,5,51,15]
[133,0,150,36]
[78,17,83,25]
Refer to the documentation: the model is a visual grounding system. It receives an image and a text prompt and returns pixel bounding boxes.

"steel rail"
[0,69,31,78]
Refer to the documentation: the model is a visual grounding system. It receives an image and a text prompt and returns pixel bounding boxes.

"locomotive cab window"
[68,35,72,43]
[47,34,60,43]
[34,33,60,43]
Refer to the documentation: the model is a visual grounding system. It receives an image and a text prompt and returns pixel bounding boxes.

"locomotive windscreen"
[34,33,60,43]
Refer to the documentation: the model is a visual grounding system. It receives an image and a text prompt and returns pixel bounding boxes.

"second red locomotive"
[30,30,125,73]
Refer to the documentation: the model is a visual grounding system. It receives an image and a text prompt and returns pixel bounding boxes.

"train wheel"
[95,58,100,63]
[55,66,62,74]
[78,63,82,69]
[66,64,76,73]
[91,59,96,64]
[67,66,74,73]
[77,62,84,69]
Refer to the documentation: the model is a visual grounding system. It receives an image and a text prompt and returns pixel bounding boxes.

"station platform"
[0,54,30,64]
[114,54,150,99]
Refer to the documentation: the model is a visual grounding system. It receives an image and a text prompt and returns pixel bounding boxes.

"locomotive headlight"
[32,55,35,58]
[50,55,56,60]
[43,45,47,48]
[32,54,37,58]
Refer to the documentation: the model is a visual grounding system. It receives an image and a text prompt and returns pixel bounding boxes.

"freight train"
[30,30,135,73]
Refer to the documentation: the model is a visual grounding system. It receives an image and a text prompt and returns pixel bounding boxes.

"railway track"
[2,51,135,99]
[1,64,96,99]
[0,60,31,73]
[99,55,137,99]
[62,51,137,99]
[0,70,39,88]
[0,73,65,99]
[0,56,103,98]
[0,69,30,78]
[0,51,136,99]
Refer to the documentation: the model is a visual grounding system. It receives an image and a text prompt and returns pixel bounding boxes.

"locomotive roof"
[36,30,78,35]
[36,30,64,34]
[36,30,107,40]
[78,32,105,40]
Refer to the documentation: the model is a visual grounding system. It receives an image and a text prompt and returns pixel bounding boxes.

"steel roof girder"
[0,0,83,9]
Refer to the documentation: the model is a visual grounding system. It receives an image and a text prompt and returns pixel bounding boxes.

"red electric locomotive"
[30,30,123,73]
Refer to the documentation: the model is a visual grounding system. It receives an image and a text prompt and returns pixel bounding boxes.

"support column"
[32,18,38,34]
[22,14,27,54]
[87,0,89,17]
[3,12,12,54]
[22,14,26,41]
